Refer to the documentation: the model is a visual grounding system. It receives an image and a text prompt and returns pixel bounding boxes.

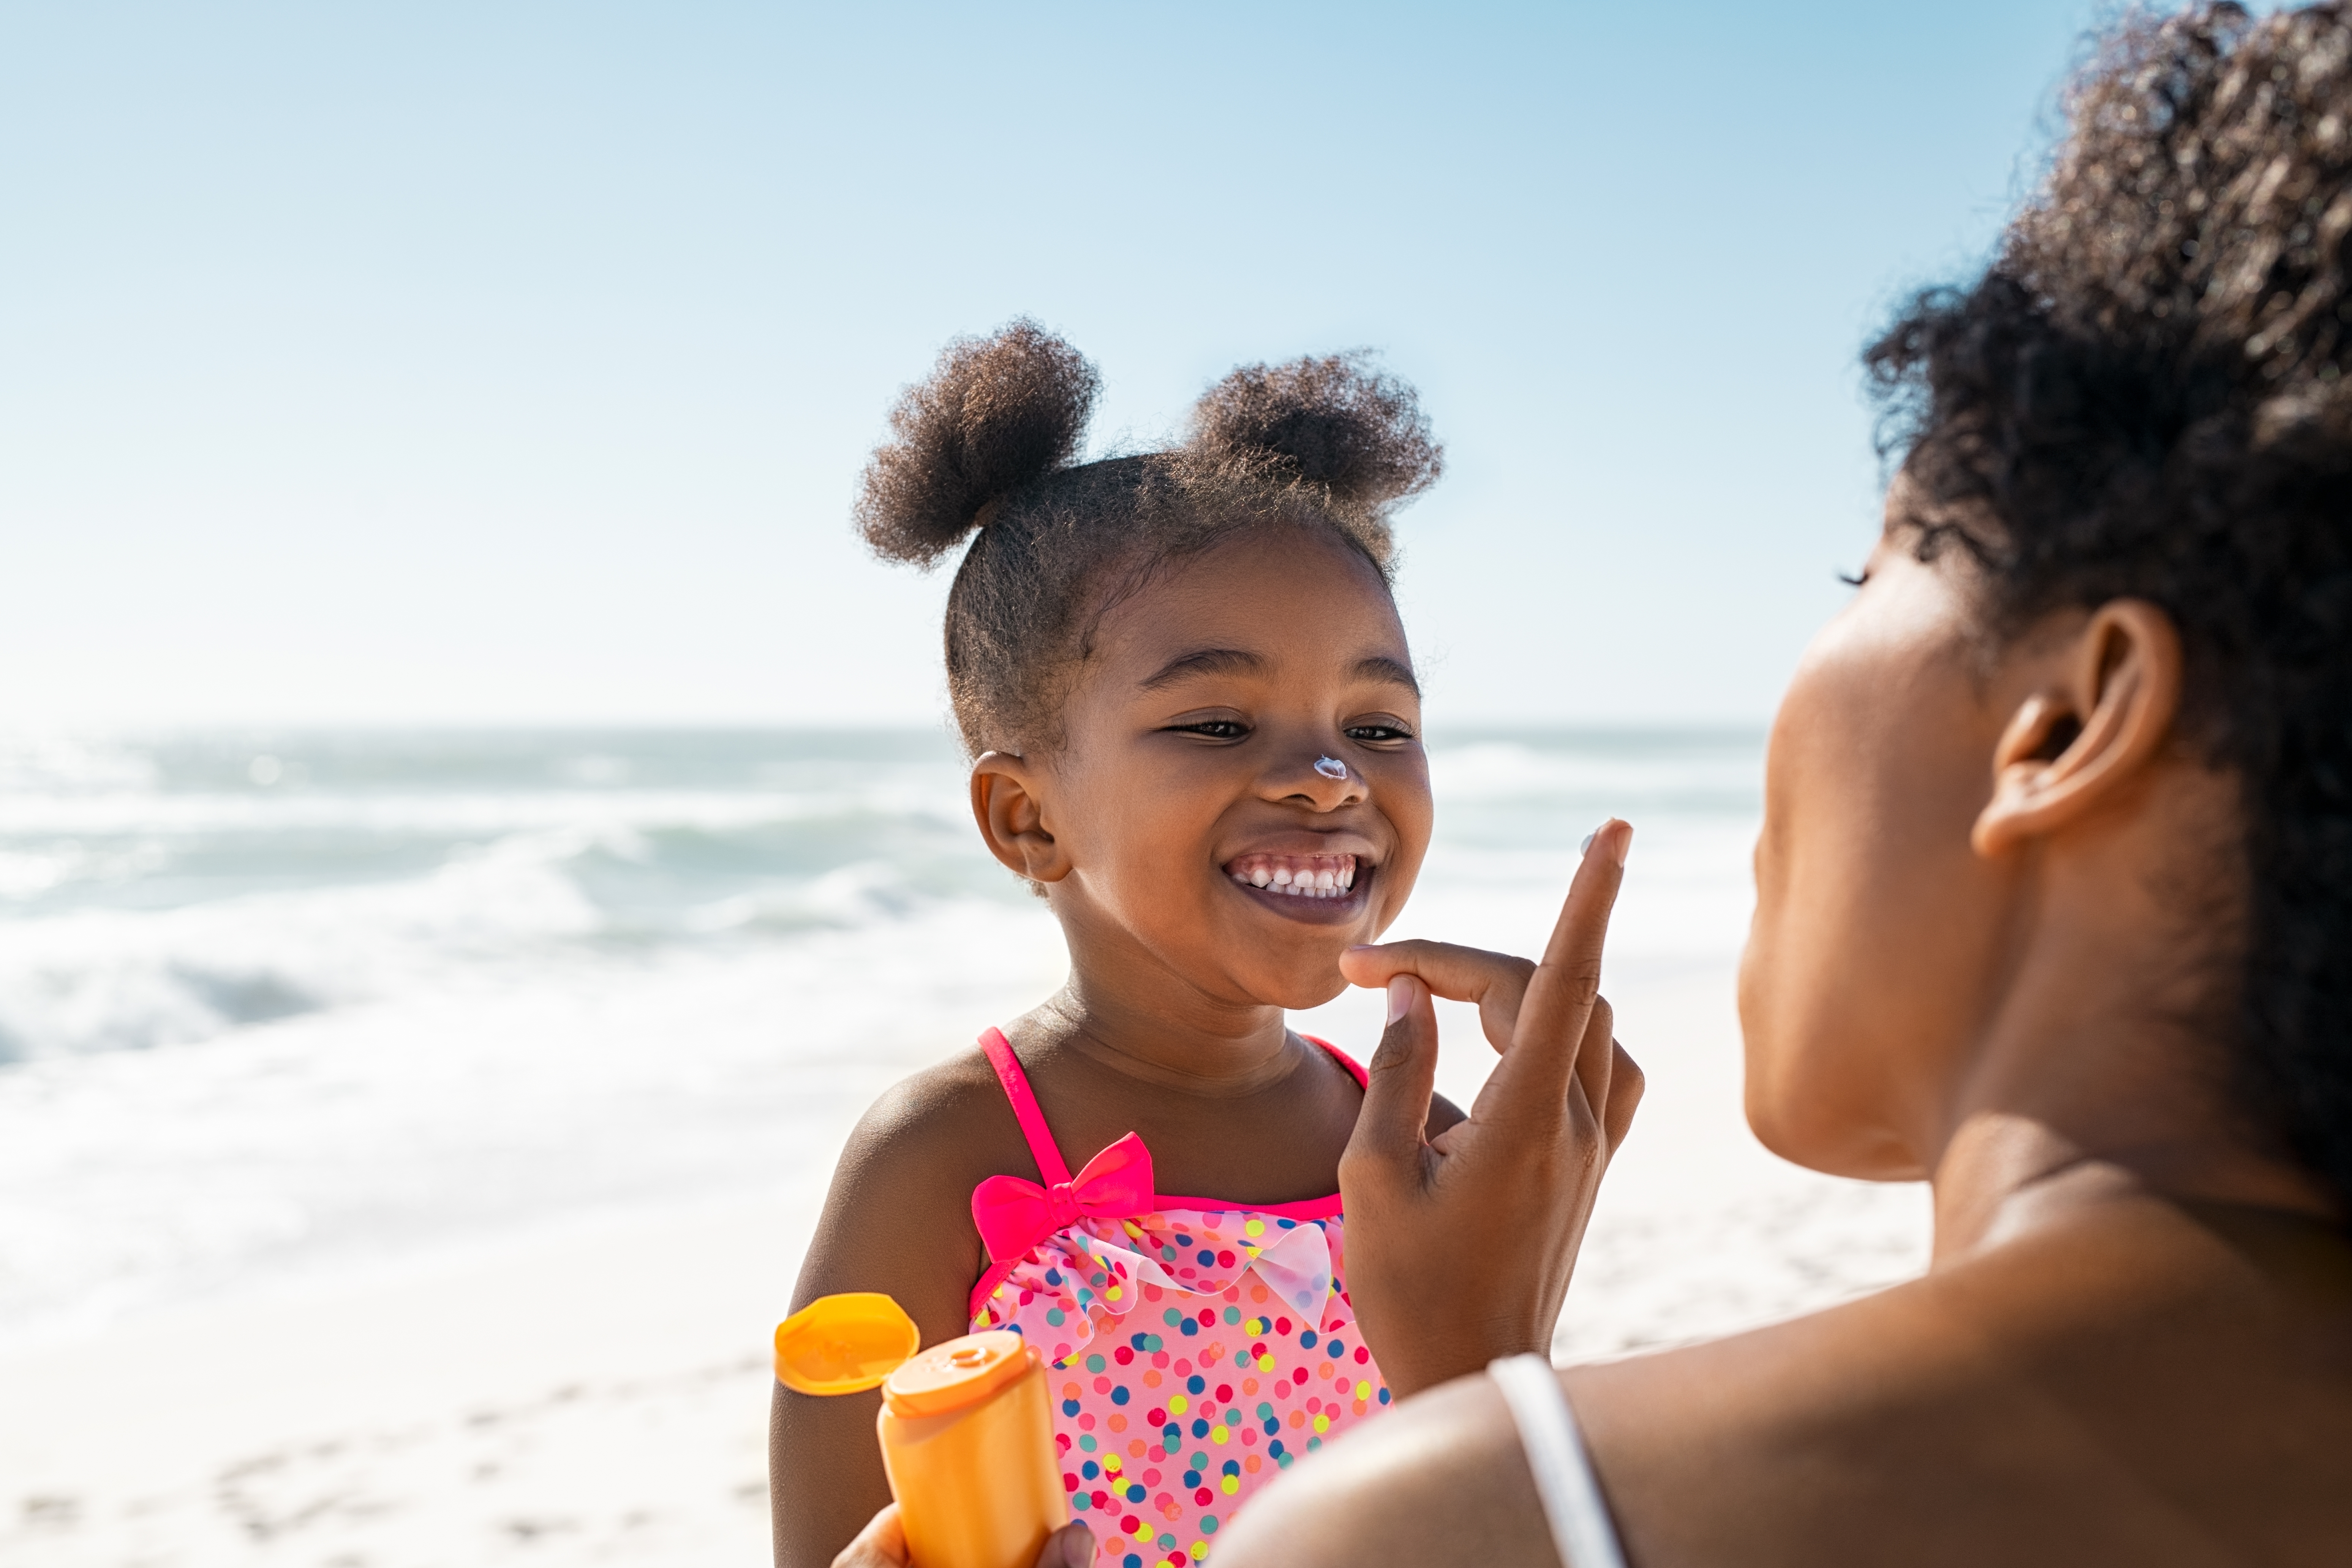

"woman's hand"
[830,1505,1095,1568]
[1335,819,1642,1398]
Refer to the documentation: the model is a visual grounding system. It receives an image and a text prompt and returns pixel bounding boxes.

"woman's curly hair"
[1867,2,2352,1204]
[855,321,1442,757]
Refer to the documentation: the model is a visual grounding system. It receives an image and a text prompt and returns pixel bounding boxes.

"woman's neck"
[1903,780,2338,1261]
[1922,932,2334,1263]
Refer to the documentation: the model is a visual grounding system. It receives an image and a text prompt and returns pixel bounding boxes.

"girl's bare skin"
[771,527,1472,1567]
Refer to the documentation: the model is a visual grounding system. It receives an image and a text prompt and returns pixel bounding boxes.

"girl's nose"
[1277,753,1364,809]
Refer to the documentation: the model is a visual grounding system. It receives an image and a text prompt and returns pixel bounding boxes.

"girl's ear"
[971,751,1073,884]
[1972,600,2184,857]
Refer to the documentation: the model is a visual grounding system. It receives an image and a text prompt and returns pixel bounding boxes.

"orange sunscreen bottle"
[775,1294,1068,1568]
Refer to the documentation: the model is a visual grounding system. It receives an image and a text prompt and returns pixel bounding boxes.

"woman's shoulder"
[1568,1206,2352,1566]
[1556,1281,2004,1563]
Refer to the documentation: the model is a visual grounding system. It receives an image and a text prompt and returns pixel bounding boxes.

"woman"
[833,4,2352,1562]
[1220,4,2352,1563]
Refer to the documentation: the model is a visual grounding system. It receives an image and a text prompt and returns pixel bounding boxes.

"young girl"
[770,321,1459,1568]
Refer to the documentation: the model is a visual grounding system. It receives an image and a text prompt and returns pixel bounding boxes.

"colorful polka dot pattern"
[972,1207,1391,1567]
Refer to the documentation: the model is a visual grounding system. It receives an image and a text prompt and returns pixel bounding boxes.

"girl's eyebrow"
[1354,655,1420,695]
[1138,647,1267,689]
[1138,648,1421,695]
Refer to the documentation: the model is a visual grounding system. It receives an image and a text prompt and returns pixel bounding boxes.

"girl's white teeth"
[1225,854,1359,899]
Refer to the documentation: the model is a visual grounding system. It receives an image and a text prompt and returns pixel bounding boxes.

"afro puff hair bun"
[1187,351,1442,520]
[855,319,1101,567]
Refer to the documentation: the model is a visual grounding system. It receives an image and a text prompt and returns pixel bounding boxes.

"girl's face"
[1024,526,1432,1012]
[1739,504,2013,1179]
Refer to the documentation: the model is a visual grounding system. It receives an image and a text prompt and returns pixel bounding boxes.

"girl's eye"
[1343,722,1414,744]
[1838,567,1872,588]
[1170,719,1249,740]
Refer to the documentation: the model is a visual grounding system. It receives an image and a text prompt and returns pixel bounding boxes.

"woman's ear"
[971,751,1073,884]
[1973,600,2184,857]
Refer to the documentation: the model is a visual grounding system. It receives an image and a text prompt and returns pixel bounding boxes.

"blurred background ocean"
[0,726,1764,1353]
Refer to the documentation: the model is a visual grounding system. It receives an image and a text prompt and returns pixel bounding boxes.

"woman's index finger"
[1483,820,1631,1118]
[1341,940,1532,1005]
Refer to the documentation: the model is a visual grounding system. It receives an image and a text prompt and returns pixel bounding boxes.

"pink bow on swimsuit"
[972,1131,1155,1265]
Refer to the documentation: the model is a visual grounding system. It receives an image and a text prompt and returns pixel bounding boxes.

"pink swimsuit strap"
[979,1026,1076,1185]
[975,1026,1364,1220]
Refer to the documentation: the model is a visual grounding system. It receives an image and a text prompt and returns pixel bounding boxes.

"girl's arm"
[771,1062,1016,1568]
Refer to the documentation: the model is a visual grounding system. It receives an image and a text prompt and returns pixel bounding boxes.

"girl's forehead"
[1091,533,1411,672]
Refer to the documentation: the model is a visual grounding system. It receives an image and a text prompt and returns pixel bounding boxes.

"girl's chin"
[1230,964,1353,1016]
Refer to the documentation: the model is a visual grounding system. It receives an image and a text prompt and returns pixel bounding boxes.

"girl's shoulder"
[793,1041,1053,1347]
[837,1042,1046,1198]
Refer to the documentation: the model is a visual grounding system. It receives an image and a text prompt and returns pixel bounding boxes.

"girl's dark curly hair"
[1867,2,2352,1205]
[855,321,1442,756]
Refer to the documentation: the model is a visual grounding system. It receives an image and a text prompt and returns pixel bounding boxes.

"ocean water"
[0,727,1766,1350]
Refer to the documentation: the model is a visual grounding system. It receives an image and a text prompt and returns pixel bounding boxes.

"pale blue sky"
[2,2,2124,727]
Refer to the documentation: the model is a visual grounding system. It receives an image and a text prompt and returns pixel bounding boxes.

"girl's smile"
[1225,849,1375,923]
[1225,851,1361,899]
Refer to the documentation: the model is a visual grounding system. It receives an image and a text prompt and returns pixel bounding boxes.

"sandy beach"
[0,961,1930,1568]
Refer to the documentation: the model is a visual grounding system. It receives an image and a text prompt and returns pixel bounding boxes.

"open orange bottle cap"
[774,1292,922,1395]
[881,1329,1034,1418]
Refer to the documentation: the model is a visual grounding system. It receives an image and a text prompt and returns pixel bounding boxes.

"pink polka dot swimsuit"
[966,1029,1393,1567]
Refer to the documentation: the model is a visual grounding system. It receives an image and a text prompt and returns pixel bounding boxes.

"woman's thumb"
[1345,975,1440,1169]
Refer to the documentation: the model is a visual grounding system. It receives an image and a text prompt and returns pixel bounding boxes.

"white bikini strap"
[1489,1353,1627,1568]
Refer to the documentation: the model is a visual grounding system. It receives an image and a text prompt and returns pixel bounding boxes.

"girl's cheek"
[1390,766,1436,848]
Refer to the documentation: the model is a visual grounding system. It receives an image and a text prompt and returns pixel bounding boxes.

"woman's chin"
[1747,1080,1924,1181]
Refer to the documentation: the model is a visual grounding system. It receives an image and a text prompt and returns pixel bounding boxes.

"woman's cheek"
[1737,632,1879,1164]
